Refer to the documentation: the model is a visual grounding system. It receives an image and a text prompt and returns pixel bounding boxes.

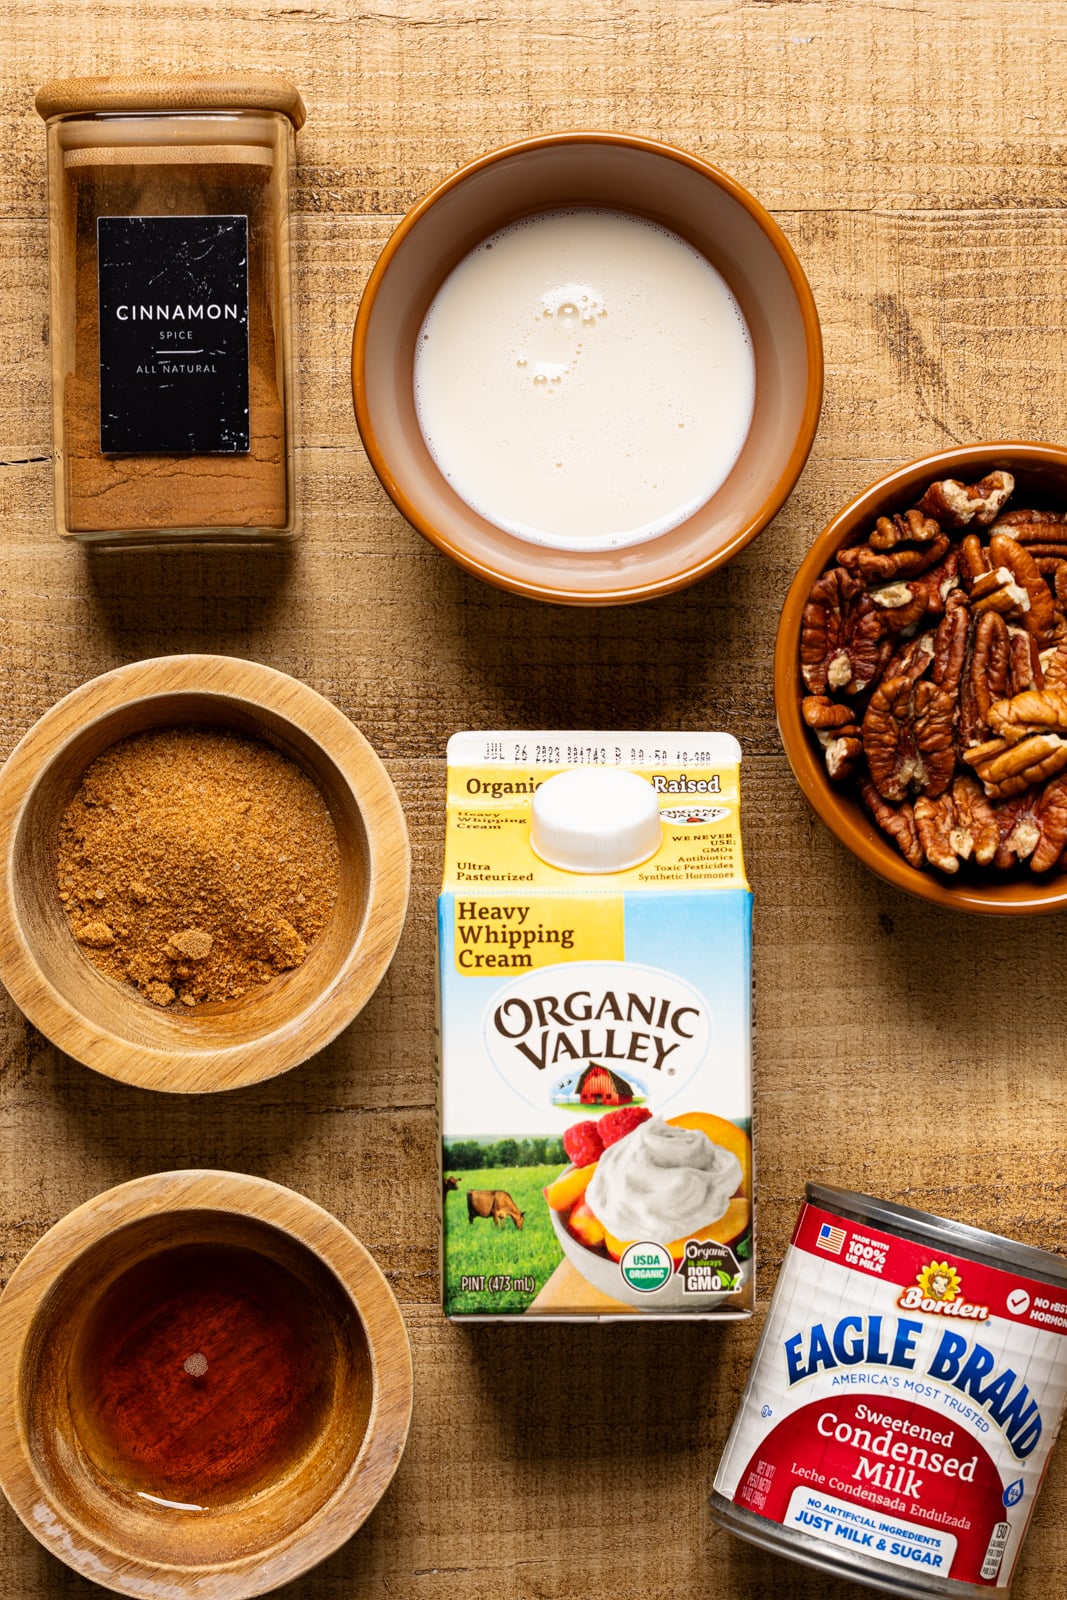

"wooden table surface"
[3,3,1067,1597]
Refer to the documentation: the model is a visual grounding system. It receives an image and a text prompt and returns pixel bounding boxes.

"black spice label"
[97,215,250,454]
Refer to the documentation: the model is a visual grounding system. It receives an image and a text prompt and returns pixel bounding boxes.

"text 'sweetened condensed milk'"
[711,1184,1067,1596]
[438,733,753,1321]
[414,210,755,551]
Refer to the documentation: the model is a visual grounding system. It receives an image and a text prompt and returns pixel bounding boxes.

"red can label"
[713,1203,1067,1588]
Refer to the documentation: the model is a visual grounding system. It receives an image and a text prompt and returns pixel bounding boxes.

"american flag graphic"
[817,1222,846,1254]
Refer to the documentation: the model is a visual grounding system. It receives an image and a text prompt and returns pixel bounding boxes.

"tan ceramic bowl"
[0,655,410,1089]
[0,1170,413,1599]
[775,441,1067,913]
[353,132,823,605]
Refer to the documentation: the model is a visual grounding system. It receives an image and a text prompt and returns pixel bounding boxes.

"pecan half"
[868,580,928,635]
[801,696,863,781]
[859,778,924,868]
[912,679,957,797]
[1041,637,1067,688]
[1034,558,1067,614]
[959,534,992,586]
[1007,626,1043,695]
[800,567,883,695]
[959,610,1010,749]
[862,671,955,801]
[1032,775,1067,871]
[987,687,1067,744]
[992,508,1067,538]
[965,732,1067,799]
[913,781,999,874]
[869,509,943,549]
[863,677,923,802]
[1010,542,1067,561]
[951,774,999,865]
[915,470,1014,528]
[992,791,1041,867]
[969,564,1029,620]
[911,546,961,617]
[988,532,1056,644]
[884,629,937,685]
[838,534,951,585]
[932,593,969,696]
[914,791,962,873]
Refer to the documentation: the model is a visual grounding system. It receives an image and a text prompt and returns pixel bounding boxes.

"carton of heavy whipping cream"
[438,732,753,1321]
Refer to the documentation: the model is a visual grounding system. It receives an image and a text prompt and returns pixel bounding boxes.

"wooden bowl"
[774,441,1067,913]
[353,131,822,606]
[0,655,409,1088]
[0,1170,413,1598]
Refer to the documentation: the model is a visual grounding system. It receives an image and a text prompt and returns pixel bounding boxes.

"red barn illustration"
[577,1062,634,1106]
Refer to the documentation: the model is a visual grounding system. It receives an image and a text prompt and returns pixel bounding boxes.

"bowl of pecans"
[775,442,1067,912]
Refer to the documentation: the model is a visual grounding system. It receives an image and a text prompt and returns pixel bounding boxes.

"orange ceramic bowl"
[774,441,1067,914]
[353,132,822,606]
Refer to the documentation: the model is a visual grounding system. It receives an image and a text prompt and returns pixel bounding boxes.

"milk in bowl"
[414,210,755,551]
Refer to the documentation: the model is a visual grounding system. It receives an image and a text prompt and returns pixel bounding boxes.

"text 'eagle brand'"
[784,1315,1043,1458]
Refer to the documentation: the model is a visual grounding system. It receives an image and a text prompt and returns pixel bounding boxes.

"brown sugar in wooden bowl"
[0,656,410,1089]
[774,441,1067,913]
[0,1170,413,1598]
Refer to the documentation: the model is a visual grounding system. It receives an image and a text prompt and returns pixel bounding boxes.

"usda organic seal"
[621,1241,672,1293]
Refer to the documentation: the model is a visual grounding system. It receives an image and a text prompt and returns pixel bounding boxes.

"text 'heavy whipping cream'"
[438,733,754,1321]
[414,211,755,551]
[710,1184,1067,1597]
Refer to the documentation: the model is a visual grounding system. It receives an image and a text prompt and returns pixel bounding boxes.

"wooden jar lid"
[35,74,307,129]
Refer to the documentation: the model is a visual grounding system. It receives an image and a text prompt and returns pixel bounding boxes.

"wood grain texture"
[3,2,1067,1597]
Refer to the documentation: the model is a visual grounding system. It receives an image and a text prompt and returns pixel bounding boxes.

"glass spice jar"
[35,75,305,544]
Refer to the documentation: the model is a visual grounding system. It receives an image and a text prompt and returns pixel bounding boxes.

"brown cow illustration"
[443,1174,459,1200]
[467,1189,525,1229]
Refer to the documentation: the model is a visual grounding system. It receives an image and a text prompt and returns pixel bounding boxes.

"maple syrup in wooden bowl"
[0,1171,413,1598]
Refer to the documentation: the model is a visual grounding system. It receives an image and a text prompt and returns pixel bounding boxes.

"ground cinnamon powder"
[65,160,287,532]
[57,727,340,1007]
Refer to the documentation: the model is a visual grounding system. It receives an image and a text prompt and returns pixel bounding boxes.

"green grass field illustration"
[443,1164,563,1315]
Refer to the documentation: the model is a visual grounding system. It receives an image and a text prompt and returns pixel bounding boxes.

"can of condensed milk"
[710,1183,1067,1596]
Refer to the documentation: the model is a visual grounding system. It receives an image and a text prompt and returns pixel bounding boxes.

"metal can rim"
[806,1181,1067,1289]
[708,1492,992,1599]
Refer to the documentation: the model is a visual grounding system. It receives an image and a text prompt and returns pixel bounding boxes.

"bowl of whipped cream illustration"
[544,1109,753,1309]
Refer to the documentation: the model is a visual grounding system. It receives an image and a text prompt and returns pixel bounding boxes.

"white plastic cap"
[530,767,662,874]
